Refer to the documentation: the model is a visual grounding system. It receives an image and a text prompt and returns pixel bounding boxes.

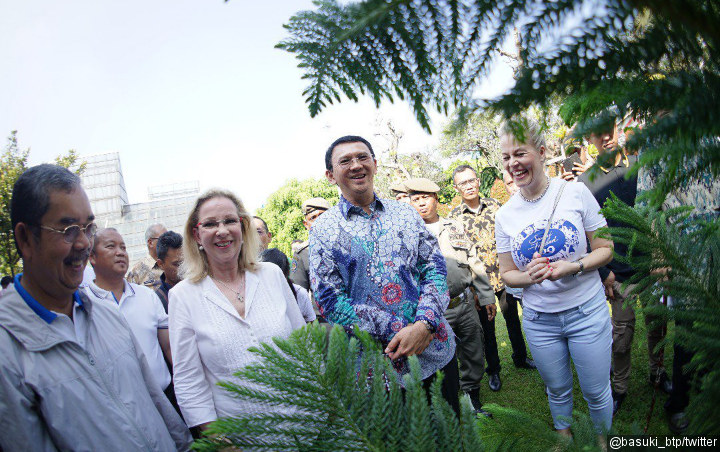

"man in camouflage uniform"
[449,165,535,392]
[126,223,167,289]
[291,197,332,322]
[406,178,495,417]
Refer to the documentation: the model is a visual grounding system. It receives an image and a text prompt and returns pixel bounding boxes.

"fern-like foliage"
[192,323,484,451]
[599,194,720,435]
[192,323,606,451]
[278,0,719,203]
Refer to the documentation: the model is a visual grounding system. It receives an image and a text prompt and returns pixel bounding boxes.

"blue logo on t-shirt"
[512,220,580,269]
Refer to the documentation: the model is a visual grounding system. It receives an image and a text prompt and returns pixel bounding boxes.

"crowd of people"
[0,117,716,450]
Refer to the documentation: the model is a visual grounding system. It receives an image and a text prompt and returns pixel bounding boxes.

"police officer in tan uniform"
[405,178,495,417]
[291,197,332,320]
[390,181,411,203]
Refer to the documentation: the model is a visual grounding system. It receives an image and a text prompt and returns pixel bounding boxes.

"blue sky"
[1,0,512,211]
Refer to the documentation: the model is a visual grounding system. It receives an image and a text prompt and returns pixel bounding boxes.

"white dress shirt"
[168,262,306,428]
[292,284,316,323]
[84,280,172,390]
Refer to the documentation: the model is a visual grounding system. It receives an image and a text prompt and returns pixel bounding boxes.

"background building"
[79,153,200,266]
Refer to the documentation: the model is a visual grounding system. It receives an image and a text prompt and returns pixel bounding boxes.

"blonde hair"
[500,116,548,154]
[181,188,259,283]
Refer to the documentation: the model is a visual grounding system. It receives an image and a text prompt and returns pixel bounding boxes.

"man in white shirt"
[85,228,172,392]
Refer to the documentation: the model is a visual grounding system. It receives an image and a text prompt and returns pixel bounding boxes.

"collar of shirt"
[13,273,84,324]
[87,279,136,305]
[339,193,385,219]
[159,273,172,293]
[459,198,492,214]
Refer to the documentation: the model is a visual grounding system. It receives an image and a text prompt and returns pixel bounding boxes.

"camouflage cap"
[404,177,440,194]
[301,197,332,215]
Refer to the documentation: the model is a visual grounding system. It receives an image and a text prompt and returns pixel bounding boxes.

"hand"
[603,271,616,299]
[527,252,552,284]
[385,322,433,360]
[561,170,576,181]
[485,304,497,321]
[573,160,593,175]
[546,259,582,281]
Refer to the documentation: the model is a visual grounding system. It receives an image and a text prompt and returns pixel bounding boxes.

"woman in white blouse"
[169,189,306,432]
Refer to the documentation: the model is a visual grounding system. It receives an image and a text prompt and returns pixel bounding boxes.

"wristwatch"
[572,259,585,276]
[417,319,435,334]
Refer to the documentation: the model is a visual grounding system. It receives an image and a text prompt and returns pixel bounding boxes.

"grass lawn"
[479,303,678,440]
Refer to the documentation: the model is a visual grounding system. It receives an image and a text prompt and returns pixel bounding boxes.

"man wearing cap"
[291,197,332,293]
[405,177,495,417]
[390,181,411,203]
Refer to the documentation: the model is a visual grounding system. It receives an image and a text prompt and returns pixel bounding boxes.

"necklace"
[520,176,550,203]
[213,276,245,302]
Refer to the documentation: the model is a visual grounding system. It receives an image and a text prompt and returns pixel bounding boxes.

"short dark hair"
[90,228,120,256]
[253,216,269,234]
[10,164,82,253]
[260,248,297,299]
[156,231,183,261]
[451,164,477,183]
[1,276,12,288]
[325,135,375,171]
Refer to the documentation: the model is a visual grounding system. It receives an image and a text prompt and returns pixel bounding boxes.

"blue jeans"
[522,290,612,432]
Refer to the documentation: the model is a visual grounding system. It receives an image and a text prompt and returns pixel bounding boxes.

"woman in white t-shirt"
[495,120,614,436]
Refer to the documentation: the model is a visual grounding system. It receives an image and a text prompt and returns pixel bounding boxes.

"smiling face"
[17,188,94,302]
[500,133,546,191]
[90,229,129,280]
[409,192,439,223]
[325,141,377,205]
[194,196,244,271]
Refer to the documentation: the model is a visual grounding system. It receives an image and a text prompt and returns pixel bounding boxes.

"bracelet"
[417,319,435,334]
[572,259,585,276]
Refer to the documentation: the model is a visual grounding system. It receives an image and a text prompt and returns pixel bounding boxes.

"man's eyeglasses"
[196,218,241,230]
[40,223,98,243]
[455,178,479,189]
[336,154,372,169]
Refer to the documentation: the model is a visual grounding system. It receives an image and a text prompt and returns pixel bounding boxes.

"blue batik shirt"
[309,194,455,381]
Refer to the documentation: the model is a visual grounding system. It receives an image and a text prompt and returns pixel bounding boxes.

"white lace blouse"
[168,262,306,428]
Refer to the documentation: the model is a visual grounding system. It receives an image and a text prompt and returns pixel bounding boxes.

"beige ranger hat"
[301,197,332,216]
[389,181,409,195]
[404,177,440,194]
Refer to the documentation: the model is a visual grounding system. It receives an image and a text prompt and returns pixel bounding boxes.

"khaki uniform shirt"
[290,241,310,290]
[449,198,504,292]
[126,255,163,289]
[432,219,495,306]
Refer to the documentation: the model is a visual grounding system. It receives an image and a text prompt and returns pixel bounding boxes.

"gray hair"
[145,223,166,242]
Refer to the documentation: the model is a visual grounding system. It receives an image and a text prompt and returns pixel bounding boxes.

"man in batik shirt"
[449,165,535,393]
[309,135,459,412]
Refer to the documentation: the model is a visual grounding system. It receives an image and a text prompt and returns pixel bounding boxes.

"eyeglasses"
[196,218,241,230]
[455,178,479,189]
[336,154,372,169]
[40,222,97,243]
